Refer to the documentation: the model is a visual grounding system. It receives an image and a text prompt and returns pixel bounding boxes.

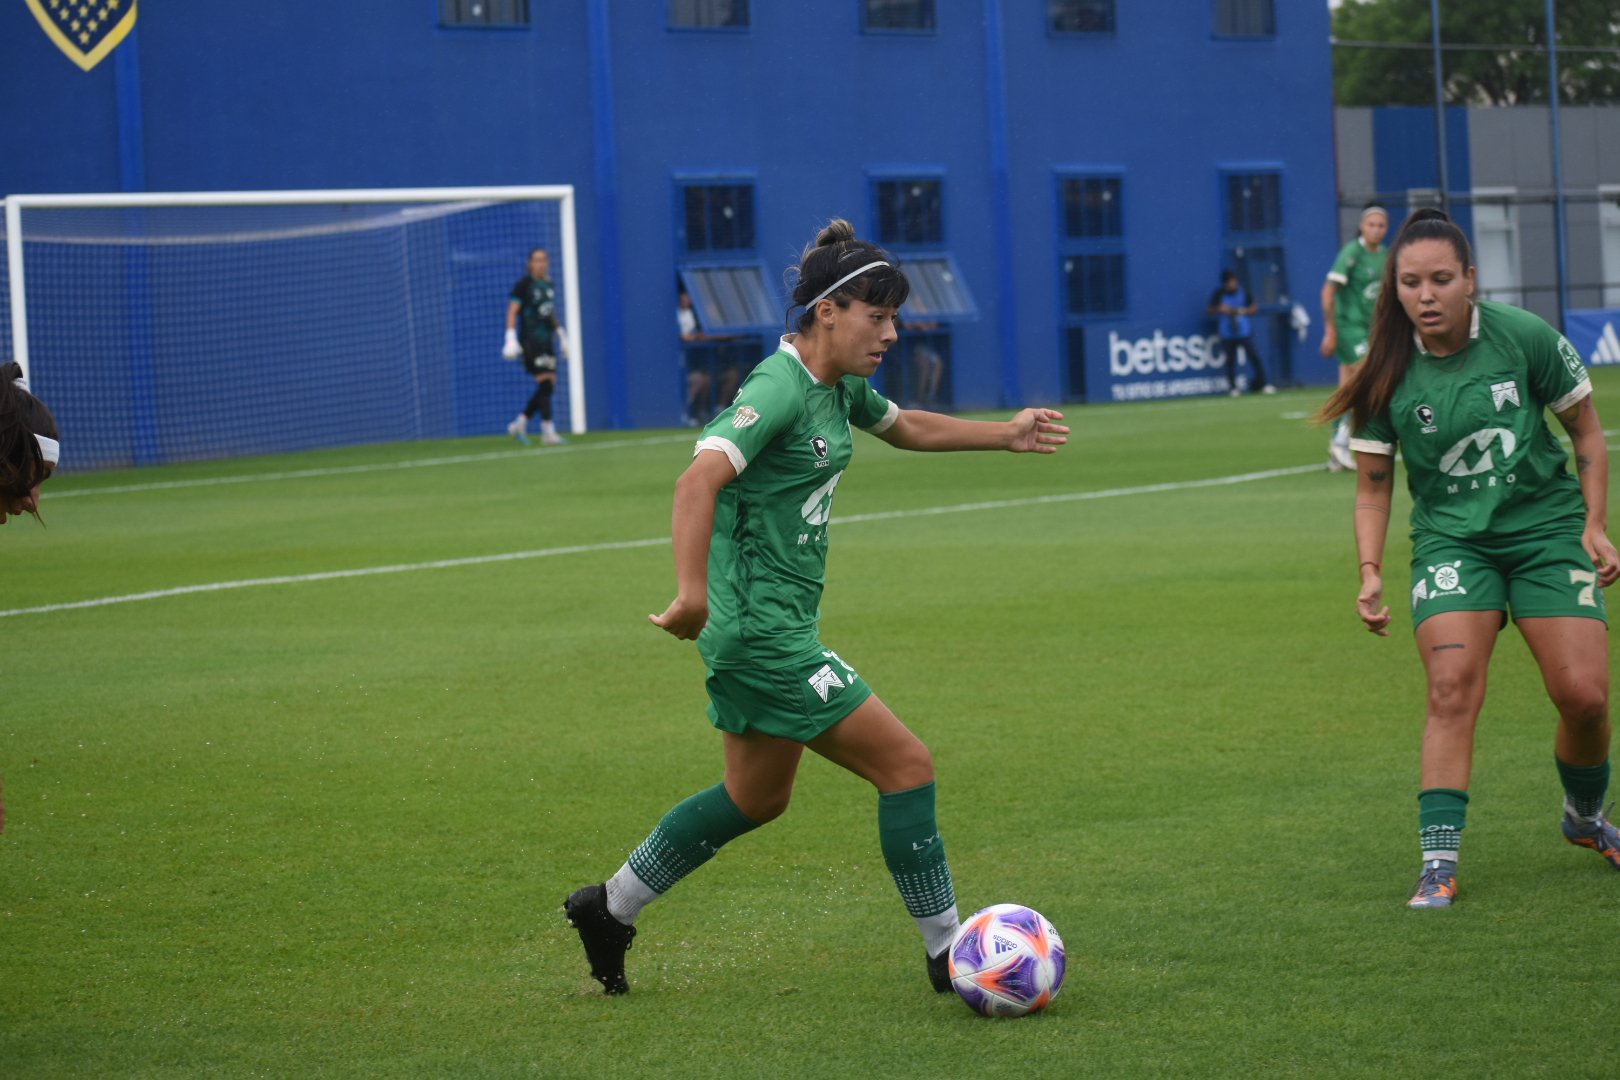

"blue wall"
[2,1,1340,453]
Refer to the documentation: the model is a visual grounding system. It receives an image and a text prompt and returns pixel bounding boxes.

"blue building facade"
[1,1,1339,445]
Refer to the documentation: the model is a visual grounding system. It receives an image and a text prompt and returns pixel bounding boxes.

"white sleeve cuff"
[863,400,900,434]
[694,435,747,475]
[1326,272,1349,286]
[1347,437,1394,456]
[1548,378,1592,417]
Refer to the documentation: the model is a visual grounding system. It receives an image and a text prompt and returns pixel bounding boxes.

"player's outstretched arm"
[649,449,736,640]
[876,407,1068,454]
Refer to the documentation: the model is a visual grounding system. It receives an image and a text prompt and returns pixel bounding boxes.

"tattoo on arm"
[1366,469,1388,484]
[1577,454,1593,475]
[1430,643,1466,652]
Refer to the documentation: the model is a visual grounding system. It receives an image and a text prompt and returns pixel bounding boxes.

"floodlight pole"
[1545,0,1570,329]
[1430,0,1450,213]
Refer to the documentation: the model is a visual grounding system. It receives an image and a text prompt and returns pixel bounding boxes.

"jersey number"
[1570,568,1598,608]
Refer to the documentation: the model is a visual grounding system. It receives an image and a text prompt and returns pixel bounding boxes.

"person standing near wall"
[1320,204,1389,471]
[1318,208,1617,910]
[503,248,570,446]
[1208,271,1273,396]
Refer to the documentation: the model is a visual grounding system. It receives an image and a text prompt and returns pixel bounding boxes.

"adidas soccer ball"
[947,904,1066,1017]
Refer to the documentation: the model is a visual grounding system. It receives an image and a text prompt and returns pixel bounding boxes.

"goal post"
[2,185,584,471]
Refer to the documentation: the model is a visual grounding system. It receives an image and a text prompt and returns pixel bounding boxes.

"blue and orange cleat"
[1406,859,1458,909]
[1561,804,1620,870]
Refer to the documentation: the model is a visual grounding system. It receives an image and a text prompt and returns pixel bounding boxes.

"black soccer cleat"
[927,948,952,993]
[563,884,636,995]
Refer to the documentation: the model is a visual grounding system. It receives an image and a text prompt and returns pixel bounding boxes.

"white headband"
[12,378,59,464]
[808,261,890,309]
[1360,205,1388,221]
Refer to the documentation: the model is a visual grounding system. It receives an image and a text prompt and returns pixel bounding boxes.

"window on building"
[1065,326,1088,403]
[863,0,936,32]
[1220,169,1287,306]
[1600,186,1620,307]
[1049,0,1114,35]
[669,0,750,29]
[439,0,530,28]
[1058,173,1127,318]
[900,257,976,319]
[677,179,777,337]
[1062,255,1127,316]
[1471,192,1523,308]
[874,178,943,247]
[1224,172,1281,234]
[1063,175,1123,240]
[682,182,756,254]
[1213,0,1274,38]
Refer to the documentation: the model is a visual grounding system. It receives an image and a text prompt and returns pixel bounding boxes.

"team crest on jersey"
[1415,561,1467,610]
[1415,403,1437,434]
[807,664,846,703]
[809,435,830,468]
[1559,336,1585,379]
[1489,380,1520,411]
[732,405,761,429]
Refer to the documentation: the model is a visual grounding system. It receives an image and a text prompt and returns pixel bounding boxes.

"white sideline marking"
[45,434,696,499]
[2,464,1322,619]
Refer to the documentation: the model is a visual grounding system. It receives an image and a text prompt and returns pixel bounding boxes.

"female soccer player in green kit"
[564,220,1069,994]
[1320,209,1619,909]
[1320,204,1388,471]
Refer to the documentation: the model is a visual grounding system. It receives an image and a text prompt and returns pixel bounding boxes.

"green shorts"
[1409,531,1608,629]
[1334,329,1369,366]
[705,646,873,743]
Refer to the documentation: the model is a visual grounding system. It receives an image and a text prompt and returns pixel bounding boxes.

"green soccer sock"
[622,782,759,899]
[1555,757,1610,822]
[1417,787,1469,862]
[879,782,959,955]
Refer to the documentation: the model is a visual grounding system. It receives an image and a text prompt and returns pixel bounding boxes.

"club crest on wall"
[25,0,138,72]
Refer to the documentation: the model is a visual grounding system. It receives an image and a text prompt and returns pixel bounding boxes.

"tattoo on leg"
[1430,643,1466,652]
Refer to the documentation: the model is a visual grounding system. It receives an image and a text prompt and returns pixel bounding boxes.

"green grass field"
[5,373,1618,1078]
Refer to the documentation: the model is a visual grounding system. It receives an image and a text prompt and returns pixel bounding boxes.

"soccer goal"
[1,185,583,471]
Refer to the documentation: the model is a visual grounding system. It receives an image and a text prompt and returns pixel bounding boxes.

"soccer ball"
[947,904,1066,1017]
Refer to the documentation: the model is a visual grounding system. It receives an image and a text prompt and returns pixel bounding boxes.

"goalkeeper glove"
[502,330,522,360]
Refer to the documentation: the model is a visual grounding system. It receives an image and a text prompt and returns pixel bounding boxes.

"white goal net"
[1,186,582,471]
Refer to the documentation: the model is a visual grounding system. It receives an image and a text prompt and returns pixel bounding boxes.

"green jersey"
[1349,300,1592,542]
[693,339,898,670]
[509,275,559,353]
[1326,238,1386,337]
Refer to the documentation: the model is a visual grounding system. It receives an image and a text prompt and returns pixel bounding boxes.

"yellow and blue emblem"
[25,0,137,72]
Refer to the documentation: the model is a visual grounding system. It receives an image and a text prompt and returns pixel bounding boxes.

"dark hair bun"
[1406,207,1452,226]
[814,219,857,249]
